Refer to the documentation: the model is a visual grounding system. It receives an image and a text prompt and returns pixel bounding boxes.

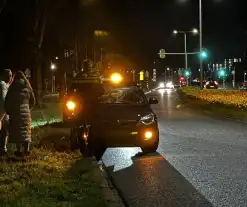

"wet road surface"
[102,88,247,207]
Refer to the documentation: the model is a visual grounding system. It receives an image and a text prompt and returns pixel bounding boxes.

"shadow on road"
[105,152,213,207]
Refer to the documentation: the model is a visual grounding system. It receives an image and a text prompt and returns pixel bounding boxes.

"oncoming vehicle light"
[66,101,76,111]
[144,131,153,140]
[159,82,165,88]
[110,73,123,84]
[166,81,173,88]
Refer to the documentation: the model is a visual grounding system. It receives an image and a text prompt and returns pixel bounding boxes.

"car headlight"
[110,73,122,84]
[140,113,155,125]
[159,83,165,88]
[166,82,173,88]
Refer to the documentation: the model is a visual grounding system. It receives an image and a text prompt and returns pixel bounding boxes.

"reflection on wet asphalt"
[102,89,247,207]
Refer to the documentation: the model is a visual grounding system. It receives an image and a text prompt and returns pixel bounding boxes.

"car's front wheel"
[141,139,159,154]
[87,137,106,161]
[79,138,91,157]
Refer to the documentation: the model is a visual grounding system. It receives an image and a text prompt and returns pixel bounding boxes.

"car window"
[100,87,147,104]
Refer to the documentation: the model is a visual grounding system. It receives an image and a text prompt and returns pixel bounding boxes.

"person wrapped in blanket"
[5,70,35,157]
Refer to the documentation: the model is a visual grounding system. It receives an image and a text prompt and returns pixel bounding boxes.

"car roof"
[103,79,138,87]
[72,75,102,84]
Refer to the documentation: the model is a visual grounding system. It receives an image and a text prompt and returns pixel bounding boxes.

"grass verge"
[177,89,247,122]
[31,102,62,128]
[0,123,109,207]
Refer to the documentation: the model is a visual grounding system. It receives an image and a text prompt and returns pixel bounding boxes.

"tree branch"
[0,0,7,16]
[37,4,47,49]
[33,0,40,34]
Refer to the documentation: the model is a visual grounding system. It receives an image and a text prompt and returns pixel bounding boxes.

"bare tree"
[32,0,48,107]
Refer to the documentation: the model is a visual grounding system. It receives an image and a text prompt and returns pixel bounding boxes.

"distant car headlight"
[166,82,173,88]
[140,113,155,125]
[159,83,165,88]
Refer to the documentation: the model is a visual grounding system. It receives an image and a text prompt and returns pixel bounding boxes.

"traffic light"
[200,48,208,59]
[184,70,190,77]
[218,69,226,77]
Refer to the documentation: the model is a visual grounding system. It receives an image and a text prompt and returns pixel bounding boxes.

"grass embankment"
[178,87,247,121]
[0,101,109,206]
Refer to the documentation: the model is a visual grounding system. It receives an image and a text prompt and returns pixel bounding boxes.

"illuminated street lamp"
[192,28,198,34]
[50,63,56,70]
[50,63,56,93]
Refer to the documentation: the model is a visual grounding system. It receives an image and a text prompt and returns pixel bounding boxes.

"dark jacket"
[5,71,35,143]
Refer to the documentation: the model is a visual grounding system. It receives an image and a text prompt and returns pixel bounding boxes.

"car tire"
[79,138,90,157]
[141,139,159,154]
[87,136,106,161]
[94,146,106,161]
[70,128,80,151]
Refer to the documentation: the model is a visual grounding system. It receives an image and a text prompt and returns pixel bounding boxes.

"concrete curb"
[101,161,129,207]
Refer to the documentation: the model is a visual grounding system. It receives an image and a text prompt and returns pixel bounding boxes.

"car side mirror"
[149,97,158,104]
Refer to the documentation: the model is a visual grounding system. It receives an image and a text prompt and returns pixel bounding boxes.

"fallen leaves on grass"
[182,87,247,109]
[0,149,107,207]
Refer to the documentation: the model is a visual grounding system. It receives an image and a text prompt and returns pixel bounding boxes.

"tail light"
[214,81,218,85]
[206,81,210,85]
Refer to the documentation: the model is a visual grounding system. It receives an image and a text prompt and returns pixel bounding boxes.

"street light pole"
[184,32,188,69]
[199,0,203,89]
[184,32,190,86]
[100,48,103,72]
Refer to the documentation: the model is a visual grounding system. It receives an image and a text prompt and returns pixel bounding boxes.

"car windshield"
[100,86,147,105]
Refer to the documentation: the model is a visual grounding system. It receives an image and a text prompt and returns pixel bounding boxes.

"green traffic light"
[219,70,225,76]
[200,51,207,58]
[184,71,190,77]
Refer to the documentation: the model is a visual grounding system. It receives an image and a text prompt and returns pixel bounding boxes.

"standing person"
[0,69,12,156]
[5,70,35,157]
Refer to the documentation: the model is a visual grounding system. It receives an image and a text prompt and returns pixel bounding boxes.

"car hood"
[97,104,153,122]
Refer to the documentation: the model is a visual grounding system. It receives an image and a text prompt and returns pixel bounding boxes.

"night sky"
[0,0,246,70]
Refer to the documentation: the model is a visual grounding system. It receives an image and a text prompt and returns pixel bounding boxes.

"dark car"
[239,81,247,91]
[63,75,159,160]
[93,84,159,153]
[204,80,219,89]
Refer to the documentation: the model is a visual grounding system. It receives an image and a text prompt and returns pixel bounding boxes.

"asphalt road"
[102,88,247,207]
